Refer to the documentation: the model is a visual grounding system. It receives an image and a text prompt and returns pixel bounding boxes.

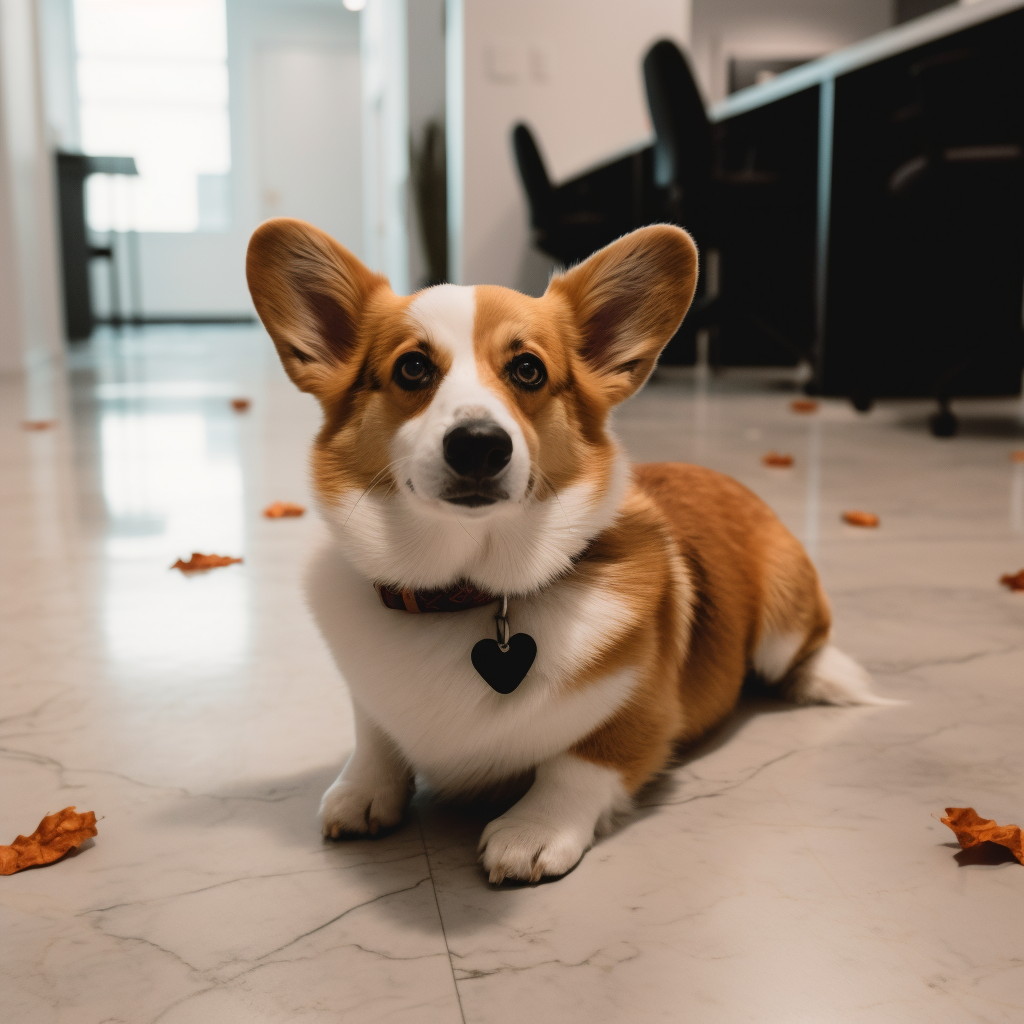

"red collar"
[375,543,594,614]
[375,580,495,613]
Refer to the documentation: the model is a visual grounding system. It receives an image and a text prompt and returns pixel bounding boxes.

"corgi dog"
[246,219,892,884]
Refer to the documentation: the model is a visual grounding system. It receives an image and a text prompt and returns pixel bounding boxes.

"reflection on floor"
[2,324,1023,1023]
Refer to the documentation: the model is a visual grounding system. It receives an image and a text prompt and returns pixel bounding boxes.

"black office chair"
[513,43,721,268]
[643,40,715,237]
[55,152,139,338]
[516,44,716,357]
[642,41,717,363]
[512,124,636,268]
[512,42,797,367]
[642,40,794,366]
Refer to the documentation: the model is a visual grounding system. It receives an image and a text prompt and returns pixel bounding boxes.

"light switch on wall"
[483,40,552,84]
[484,41,525,82]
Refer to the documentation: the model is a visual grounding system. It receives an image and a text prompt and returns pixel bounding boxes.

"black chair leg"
[929,396,958,437]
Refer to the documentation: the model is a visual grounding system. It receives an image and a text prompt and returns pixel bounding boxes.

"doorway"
[255,45,364,258]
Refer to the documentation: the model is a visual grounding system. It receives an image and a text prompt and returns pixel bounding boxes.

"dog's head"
[246,220,697,592]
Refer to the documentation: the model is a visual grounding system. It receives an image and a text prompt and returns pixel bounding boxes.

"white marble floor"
[2,325,1023,1024]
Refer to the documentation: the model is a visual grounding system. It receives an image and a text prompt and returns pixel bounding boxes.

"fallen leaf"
[763,452,794,467]
[941,807,1023,864]
[843,510,879,528]
[172,553,243,573]
[22,420,56,431]
[263,501,306,518]
[0,807,97,875]
[1011,450,1024,463]
[230,398,251,412]
[790,399,818,414]
[1000,569,1024,592]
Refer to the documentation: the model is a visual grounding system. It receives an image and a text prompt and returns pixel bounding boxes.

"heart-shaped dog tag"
[471,633,537,694]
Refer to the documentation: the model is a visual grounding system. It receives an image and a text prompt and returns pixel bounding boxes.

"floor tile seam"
[417,810,468,1024]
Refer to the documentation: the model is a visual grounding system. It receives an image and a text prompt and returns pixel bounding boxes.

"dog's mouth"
[440,485,510,508]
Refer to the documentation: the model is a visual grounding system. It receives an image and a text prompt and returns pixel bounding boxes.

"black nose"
[443,421,513,480]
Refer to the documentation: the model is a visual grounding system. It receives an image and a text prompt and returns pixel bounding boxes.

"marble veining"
[1,327,1022,1022]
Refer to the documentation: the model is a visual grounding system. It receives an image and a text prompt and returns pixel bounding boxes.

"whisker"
[342,455,415,527]
[531,466,573,531]
[549,487,573,532]
[454,513,484,549]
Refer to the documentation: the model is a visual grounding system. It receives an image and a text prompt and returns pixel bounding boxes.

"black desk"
[551,0,1024,408]
[711,0,1024,407]
[55,152,138,340]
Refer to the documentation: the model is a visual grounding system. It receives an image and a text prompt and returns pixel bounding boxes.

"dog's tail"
[786,644,904,707]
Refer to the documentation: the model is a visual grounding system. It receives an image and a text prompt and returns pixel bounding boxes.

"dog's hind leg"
[751,529,901,707]
[754,625,901,706]
[784,643,903,706]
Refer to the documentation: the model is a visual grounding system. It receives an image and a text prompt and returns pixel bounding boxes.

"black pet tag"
[472,633,537,694]
[471,596,536,694]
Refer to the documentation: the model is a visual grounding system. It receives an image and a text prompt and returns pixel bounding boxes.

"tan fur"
[573,464,831,791]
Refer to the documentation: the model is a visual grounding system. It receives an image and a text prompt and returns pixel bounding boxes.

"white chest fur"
[306,544,639,794]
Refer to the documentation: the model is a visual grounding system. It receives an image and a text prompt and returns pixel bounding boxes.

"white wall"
[0,0,64,404]
[691,0,893,104]
[447,0,691,292]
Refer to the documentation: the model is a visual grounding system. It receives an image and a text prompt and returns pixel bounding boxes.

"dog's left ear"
[548,224,698,404]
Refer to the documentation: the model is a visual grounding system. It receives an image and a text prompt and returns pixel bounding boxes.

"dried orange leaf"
[172,553,243,573]
[22,420,56,431]
[763,451,794,467]
[230,398,251,412]
[1010,450,1024,463]
[843,510,879,527]
[941,807,1024,864]
[790,399,818,414]
[0,807,97,875]
[263,501,305,519]
[1000,569,1024,592]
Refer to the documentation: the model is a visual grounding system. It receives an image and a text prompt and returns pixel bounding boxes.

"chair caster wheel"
[929,409,957,437]
[851,394,873,413]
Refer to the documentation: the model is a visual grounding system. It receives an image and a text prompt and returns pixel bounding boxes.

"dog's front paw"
[478,814,591,883]
[319,778,408,839]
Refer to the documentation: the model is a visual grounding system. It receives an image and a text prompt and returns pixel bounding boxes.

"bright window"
[75,0,231,233]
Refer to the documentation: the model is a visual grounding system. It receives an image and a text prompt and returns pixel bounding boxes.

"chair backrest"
[512,123,554,228]
[911,47,1024,154]
[643,40,714,198]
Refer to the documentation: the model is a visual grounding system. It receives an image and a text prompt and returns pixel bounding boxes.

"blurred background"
[5,0,1020,436]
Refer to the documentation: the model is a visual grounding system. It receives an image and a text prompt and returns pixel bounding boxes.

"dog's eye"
[394,352,434,390]
[509,354,546,390]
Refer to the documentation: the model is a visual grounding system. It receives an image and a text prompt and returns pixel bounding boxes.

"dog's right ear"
[246,218,389,398]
